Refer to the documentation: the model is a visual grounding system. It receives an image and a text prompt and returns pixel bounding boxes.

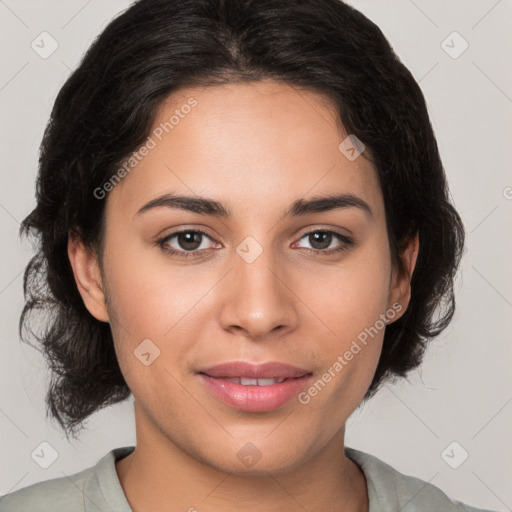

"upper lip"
[198,361,311,379]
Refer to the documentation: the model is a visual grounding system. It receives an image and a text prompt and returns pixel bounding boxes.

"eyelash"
[156,229,353,259]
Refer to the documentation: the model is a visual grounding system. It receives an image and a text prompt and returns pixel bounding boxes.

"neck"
[116,406,368,512]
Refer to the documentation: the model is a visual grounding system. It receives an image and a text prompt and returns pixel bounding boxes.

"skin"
[68,80,419,512]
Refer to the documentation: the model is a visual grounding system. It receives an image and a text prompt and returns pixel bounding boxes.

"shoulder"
[0,446,135,512]
[0,466,93,512]
[345,447,497,512]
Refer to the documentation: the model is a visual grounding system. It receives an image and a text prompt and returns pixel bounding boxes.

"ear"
[387,233,419,320]
[67,232,110,322]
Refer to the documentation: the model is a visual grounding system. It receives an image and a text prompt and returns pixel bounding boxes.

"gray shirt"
[0,445,497,511]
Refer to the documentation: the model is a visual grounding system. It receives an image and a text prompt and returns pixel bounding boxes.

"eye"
[157,229,219,258]
[293,230,353,255]
[157,228,353,259]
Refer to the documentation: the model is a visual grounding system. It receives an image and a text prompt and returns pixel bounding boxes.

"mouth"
[196,361,313,412]
[197,360,311,379]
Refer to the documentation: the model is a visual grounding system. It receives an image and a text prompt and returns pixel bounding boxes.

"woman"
[0,0,498,510]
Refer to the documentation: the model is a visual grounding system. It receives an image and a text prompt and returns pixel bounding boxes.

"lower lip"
[198,374,312,412]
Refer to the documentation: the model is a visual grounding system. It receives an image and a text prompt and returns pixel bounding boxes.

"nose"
[218,245,299,340]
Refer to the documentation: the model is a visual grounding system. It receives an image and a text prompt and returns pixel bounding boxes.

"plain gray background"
[1,0,511,510]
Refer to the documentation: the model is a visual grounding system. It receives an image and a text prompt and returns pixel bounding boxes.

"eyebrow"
[135,192,373,219]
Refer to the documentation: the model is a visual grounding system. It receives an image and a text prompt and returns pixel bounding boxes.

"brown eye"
[174,231,203,251]
[294,230,353,255]
[158,229,218,258]
[308,231,332,250]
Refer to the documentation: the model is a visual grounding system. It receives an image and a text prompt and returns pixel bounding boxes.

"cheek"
[295,236,392,395]
[101,247,203,399]
[102,239,209,339]
[301,238,392,343]
[294,247,392,417]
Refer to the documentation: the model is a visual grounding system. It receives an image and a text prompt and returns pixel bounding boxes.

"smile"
[198,374,313,412]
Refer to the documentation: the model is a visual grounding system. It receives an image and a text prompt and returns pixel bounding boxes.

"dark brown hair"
[20,0,464,438]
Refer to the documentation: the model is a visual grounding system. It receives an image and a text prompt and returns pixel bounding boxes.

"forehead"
[107,80,383,220]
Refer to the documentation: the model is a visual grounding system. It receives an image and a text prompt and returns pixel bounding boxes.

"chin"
[196,441,312,476]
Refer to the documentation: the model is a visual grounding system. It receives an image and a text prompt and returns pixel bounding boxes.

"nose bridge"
[219,235,297,338]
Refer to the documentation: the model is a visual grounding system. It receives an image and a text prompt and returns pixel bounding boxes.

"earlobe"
[67,233,110,322]
[388,234,420,318]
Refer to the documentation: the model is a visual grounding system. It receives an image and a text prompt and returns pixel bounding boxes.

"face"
[70,80,416,474]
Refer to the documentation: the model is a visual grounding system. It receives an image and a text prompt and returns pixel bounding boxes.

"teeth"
[240,377,259,386]
[223,377,287,386]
